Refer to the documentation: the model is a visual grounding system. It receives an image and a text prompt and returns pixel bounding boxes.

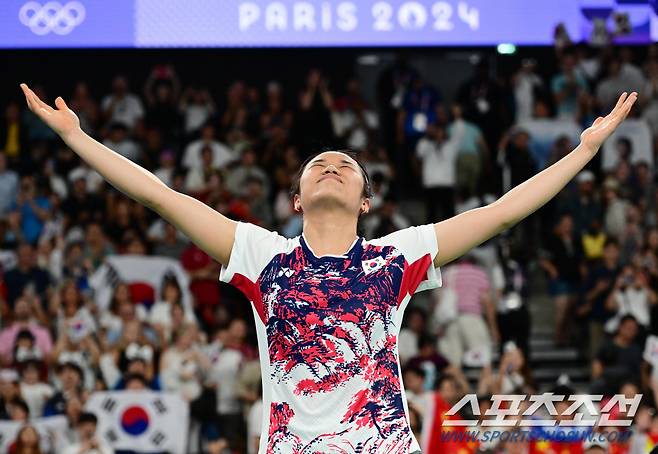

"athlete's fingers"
[55,97,69,111]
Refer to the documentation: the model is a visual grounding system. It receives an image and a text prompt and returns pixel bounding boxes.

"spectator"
[102,123,141,163]
[539,213,584,345]
[182,123,235,172]
[180,86,216,137]
[0,152,19,215]
[12,425,43,454]
[415,120,464,222]
[62,411,114,454]
[551,51,589,121]
[438,253,498,367]
[101,75,144,131]
[591,315,642,395]
[579,238,622,358]
[0,297,52,365]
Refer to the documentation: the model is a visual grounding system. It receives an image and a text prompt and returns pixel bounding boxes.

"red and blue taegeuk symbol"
[120,406,150,436]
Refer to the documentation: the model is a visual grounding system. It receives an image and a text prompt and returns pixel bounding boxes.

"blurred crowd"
[3,42,658,453]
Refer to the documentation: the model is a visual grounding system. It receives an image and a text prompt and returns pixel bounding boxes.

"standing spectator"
[539,213,584,345]
[182,123,235,172]
[3,243,50,308]
[180,86,216,137]
[415,120,465,222]
[297,69,335,153]
[0,152,18,215]
[557,170,603,238]
[143,64,181,144]
[438,254,498,367]
[450,104,488,198]
[0,103,28,167]
[552,51,589,121]
[208,326,244,450]
[513,58,544,122]
[101,75,145,132]
[68,82,100,135]
[11,175,51,245]
[578,239,622,358]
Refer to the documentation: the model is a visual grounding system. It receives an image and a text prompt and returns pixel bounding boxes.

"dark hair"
[289,149,373,200]
[123,372,149,388]
[78,411,98,426]
[402,365,426,379]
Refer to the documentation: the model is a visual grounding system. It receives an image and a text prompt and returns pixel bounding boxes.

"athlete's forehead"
[305,151,359,170]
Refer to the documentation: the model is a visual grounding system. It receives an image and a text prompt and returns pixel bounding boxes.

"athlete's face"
[294,152,369,217]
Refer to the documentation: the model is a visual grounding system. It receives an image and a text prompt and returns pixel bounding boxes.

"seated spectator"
[43,359,85,416]
[4,242,51,307]
[0,297,52,365]
[0,369,20,419]
[398,307,426,365]
[605,265,657,334]
[18,358,52,418]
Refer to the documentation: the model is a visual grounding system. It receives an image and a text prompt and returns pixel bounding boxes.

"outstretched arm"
[433,91,638,267]
[20,84,237,265]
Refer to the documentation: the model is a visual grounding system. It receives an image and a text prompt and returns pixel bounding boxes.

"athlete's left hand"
[580,91,638,153]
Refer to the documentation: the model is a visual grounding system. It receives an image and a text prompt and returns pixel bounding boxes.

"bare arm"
[433,92,638,267]
[21,84,237,265]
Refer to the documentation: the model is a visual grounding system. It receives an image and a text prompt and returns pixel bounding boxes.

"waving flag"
[86,391,189,454]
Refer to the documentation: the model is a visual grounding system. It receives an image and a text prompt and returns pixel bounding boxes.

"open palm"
[580,91,638,152]
[20,83,80,138]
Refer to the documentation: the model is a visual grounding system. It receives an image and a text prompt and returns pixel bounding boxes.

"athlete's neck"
[302,212,359,257]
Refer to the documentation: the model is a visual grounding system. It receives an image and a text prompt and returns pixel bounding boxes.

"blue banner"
[0,0,655,48]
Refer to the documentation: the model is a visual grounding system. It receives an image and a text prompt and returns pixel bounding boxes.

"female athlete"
[20,83,636,453]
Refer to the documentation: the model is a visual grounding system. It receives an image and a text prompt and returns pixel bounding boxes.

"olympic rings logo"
[19,1,86,36]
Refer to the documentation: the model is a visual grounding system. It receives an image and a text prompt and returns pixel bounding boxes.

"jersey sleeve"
[374,224,442,297]
[219,222,290,322]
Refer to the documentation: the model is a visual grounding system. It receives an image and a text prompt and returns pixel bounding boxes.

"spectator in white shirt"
[415,119,465,223]
[101,75,144,131]
[102,123,141,163]
[62,411,114,454]
[180,87,216,136]
[182,123,235,172]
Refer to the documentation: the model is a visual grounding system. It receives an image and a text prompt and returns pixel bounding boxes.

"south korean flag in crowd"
[86,391,189,454]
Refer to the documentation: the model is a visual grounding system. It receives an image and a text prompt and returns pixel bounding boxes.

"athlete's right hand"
[20,83,81,138]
